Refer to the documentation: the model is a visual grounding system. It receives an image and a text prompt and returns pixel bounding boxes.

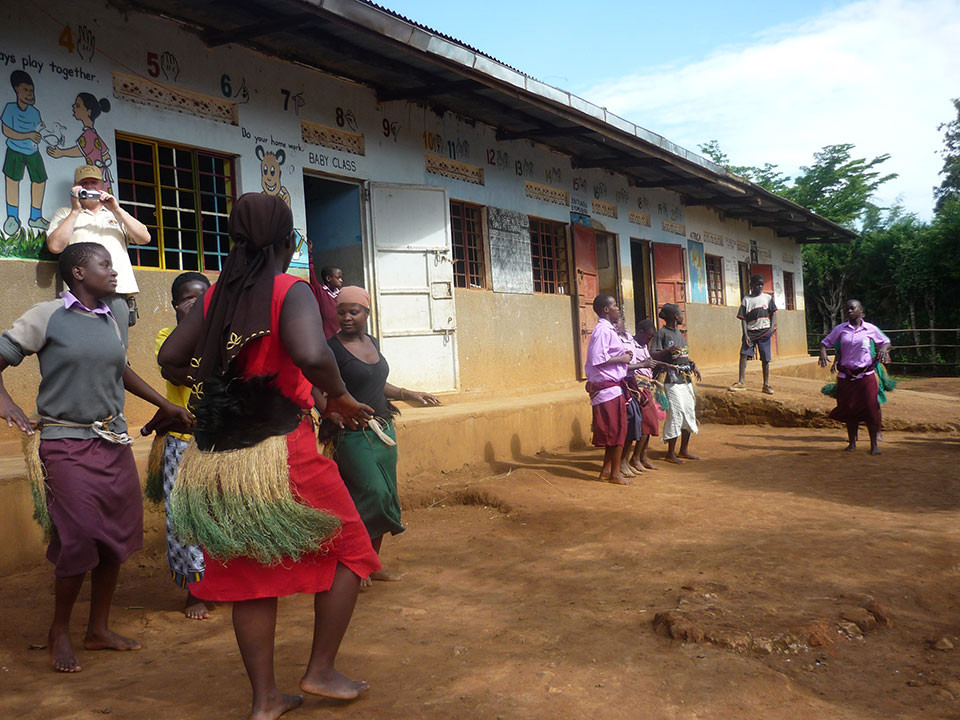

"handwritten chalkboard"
[488,207,533,294]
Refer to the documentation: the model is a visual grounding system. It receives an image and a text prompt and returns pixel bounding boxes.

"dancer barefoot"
[144,271,213,620]
[652,304,702,464]
[0,243,190,672]
[159,195,380,718]
[584,295,633,485]
[323,287,441,588]
[818,299,891,456]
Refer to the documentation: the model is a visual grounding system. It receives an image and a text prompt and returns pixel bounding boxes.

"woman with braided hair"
[159,193,380,720]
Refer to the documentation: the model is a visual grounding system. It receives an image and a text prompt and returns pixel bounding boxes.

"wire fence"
[807,328,960,375]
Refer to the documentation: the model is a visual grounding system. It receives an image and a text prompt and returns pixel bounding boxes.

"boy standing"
[731,273,777,394]
[585,294,633,485]
[2,71,47,235]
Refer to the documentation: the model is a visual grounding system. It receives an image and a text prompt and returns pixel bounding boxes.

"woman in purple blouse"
[818,299,891,455]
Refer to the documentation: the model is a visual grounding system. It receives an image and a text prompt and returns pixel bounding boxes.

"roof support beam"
[377,80,480,102]
[684,195,761,207]
[574,155,667,171]
[630,177,709,189]
[496,126,593,141]
[203,12,315,46]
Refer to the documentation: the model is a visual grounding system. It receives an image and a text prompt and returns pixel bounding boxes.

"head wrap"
[337,285,370,309]
[192,193,293,383]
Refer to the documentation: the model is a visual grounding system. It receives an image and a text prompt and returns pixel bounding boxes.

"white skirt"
[662,383,698,441]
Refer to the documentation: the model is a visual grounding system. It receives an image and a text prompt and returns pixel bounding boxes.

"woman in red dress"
[159,194,379,720]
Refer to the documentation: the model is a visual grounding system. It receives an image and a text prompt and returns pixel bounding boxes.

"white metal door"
[367,182,458,392]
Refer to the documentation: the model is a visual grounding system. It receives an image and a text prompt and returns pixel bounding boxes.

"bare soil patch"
[2,424,959,719]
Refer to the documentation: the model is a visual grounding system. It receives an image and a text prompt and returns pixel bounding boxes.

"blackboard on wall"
[488,207,533,294]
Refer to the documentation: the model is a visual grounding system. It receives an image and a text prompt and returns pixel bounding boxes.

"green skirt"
[334,420,404,539]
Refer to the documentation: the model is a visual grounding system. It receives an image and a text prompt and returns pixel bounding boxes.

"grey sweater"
[0,298,129,439]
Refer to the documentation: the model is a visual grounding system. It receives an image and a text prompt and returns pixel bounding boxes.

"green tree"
[698,140,789,193]
[934,97,960,212]
[784,144,896,227]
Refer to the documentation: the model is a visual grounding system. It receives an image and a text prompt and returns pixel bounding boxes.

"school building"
[0,0,854,410]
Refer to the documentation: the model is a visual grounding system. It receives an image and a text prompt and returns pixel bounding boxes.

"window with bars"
[783,271,796,311]
[115,135,236,271]
[705,254,725,306]
[529,217,569,294]
[450,200,486,289]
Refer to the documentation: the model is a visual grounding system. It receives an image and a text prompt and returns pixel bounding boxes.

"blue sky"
[387,0,960,219]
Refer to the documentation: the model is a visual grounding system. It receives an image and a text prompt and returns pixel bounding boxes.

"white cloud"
[582,0,960,219]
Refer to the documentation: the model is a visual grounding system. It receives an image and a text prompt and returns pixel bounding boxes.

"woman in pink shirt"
[819,299,891,455]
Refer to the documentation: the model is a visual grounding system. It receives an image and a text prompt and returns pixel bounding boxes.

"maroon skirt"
[592,394,627,447]
[829,372,881,426]
[40,437,143,577]
[638,388,660,437]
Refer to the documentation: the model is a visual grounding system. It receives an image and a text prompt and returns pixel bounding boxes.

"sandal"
[729,382,745,391]
[762,385,774,395]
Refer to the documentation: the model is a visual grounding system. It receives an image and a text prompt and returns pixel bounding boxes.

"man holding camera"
[47,165,151,325]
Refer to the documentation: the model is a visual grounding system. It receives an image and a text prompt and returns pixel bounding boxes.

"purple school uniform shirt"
[585,318,628,406]
[821,321,890,378]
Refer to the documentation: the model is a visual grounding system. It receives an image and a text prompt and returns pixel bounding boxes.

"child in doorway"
[652,304,702,464]
[584,294,633,485]
[730,273,777,394]
[143,271,212,619]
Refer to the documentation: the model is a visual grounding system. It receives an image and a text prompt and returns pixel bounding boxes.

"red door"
[751,263,778,357]
[573,224,599,380]
[652,242,686,315]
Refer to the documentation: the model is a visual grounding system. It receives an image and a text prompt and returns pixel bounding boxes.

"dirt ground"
[1,422,959,720]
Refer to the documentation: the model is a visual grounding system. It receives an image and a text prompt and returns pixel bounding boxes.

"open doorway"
[595,231,620,304]
[303,173,366,289]
[630,238,654,326]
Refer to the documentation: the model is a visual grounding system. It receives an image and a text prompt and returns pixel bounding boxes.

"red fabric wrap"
[591,394,627,447]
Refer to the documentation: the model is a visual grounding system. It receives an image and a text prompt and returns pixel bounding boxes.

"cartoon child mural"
[256,144,290,207]
[47,93,113,191]
[2,71,47,236]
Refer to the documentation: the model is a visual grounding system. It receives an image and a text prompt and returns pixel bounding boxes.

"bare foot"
[83,629,141,652]
[628,461,646,474]
[370,569,399,582]
[678,452,700,460]
[664,454,683,464]
[843,443,856,452]
[640,458,658,470]
[300,668,369,700]
[49,626,81,673]
[608,474,633,486]
[250,692,303,720]
[184,592,211,620]
[870,446,882,455]
[360,576,372,588]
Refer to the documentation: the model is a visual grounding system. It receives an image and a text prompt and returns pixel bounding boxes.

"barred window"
[705,254,725,306]
[529,217,569,294]
[783,271,796,311]
[116,134,235,271]
[450,200,486,289]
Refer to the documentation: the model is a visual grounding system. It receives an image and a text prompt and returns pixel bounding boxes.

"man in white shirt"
[46,165,151,326]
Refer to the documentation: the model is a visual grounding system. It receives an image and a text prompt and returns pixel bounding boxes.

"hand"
[744,339,754,349]
[877,346,891,364]
[818,351,829,368]
[0,393,34,434]
[69,185,83,210]
[27,131,41,144]
[46,146,64,158]
[101,191,121,213]
[141,403,194,436]
[325,411,345,428]
[635,357,656,369]
[323,392,373,429]
[693,368,702,382]
[407,390,441,406]
[612,352,633,364]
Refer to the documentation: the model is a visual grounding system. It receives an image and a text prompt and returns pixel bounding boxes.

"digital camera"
[77,189,101,200]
